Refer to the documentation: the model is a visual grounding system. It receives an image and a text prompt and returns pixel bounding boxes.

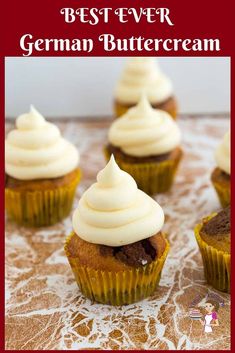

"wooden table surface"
[5,115,230,350]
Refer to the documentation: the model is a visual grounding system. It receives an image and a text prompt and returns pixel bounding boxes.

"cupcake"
[211,131,230,207]
[105,95,183,195]
[65,156,169,305]
[5,106,81,227]
[194,206,230,293]
[114,57,177,119]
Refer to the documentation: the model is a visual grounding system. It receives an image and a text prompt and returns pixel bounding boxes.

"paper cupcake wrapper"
[104,147,182,195]
[114,101,177,119]
[5,169,81,227]
[194,222,230,293]
[65,233,170,305]
[211,179,230,208]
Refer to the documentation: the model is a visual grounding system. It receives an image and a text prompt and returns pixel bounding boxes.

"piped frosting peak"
[115,57,173,105]
[5,106,79,180]
[109,94,181,157]
[97,155,123,187]
[16,105,45,130]
[129,93,154,118]
[72,156,164,246]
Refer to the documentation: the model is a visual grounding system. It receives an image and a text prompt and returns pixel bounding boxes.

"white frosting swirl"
[115,57,173,105]
[215,131,230,175]
[72,156,164,246]
[109,95,181,157]
[5,106,79,180]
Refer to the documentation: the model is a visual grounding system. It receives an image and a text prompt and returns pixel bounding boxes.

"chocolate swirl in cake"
[100,238,156,267]
[201,206,230,236]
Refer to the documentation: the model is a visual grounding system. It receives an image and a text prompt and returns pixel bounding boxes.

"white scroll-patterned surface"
[5,115,230,350]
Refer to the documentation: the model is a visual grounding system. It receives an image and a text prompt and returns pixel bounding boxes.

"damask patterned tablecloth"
[5,115,231,350]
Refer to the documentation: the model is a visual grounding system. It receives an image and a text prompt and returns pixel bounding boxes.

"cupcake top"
[200,206,230,253]
[114,57,173,105]
[108,95,181,157]
[72,155,164,246]
[201,206,230,237]
[215,131,230,175]
[5,106,79,180]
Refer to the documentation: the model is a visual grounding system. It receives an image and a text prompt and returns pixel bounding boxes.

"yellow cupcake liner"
[104,147,182,195]
[194,221,230,293]
[114,101,130,118]
[114,101,177,120]
[164,107,177,120]
[65,233,170,305]
[211,179,230,208]
[5,170,81,227]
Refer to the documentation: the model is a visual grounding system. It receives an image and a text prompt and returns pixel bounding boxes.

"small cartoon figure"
[200,299,219,333]
[189,307,203,320]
